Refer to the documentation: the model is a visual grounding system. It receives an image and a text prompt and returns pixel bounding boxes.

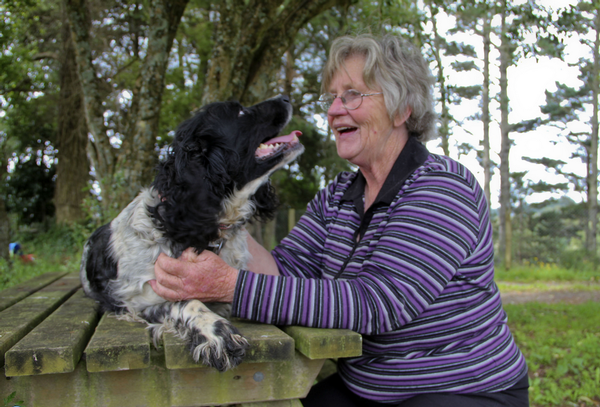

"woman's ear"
[394,107,412,128]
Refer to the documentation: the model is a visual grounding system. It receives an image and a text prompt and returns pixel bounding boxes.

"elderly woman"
[150,34,529,406]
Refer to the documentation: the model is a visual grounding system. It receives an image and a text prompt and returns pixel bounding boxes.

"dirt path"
[499,283,600,305]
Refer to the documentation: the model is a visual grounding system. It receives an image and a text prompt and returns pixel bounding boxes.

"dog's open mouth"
[255,130,302,160]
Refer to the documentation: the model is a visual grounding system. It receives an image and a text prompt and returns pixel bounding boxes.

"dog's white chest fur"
[99,187,254,312]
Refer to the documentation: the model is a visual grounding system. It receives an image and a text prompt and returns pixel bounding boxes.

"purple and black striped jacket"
[232,138,527,402]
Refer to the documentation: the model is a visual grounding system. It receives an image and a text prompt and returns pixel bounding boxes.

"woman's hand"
[149,248,239,303]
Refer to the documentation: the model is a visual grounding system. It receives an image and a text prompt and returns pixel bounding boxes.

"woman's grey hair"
[321,34,437,142]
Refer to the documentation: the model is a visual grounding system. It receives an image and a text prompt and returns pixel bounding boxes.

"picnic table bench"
[0,272,362,407]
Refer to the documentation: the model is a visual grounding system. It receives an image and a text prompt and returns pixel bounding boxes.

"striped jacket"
[232,138,527,402]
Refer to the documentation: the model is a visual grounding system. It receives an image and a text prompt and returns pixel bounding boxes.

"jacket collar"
[341,136,429,214]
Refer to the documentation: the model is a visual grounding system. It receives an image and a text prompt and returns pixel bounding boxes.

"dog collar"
[209,223,239,254]
[207,238,226,255]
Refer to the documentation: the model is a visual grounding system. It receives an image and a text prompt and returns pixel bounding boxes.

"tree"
[65,0,356,221]
[54,0,89,225]
[496,0,550,269]
[201,0,354,106]
[497,0,512,269]
[422,0,480,158]
[452,0,494,208]
[554,0,599,256]
[530,0,599,259]
[66,0,190,216]
[1,0,61,257]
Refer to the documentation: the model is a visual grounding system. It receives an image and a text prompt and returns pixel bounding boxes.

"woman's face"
[327,55,408,170]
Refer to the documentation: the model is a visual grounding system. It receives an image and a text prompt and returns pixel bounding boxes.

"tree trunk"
[203,0,352,106]
[586,8,599,256]
[428,2,450,156]
[0,146,9,263]
[65,0,117,217]
[66,0,189,217]
[498,0,512,269]
[55,0,89,225]
[482,12,492,210]
[115,0,189,209]
[0,196,9,263]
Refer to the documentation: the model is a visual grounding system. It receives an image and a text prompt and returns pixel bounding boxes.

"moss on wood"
[5,290,100,376]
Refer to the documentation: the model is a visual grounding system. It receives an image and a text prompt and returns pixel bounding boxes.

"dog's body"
[80,96,303,371]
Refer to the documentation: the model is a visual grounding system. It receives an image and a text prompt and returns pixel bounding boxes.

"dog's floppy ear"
[151,150,221,252]
[251,181,279,222]
[171,111,211,161]
[182,138,208,157]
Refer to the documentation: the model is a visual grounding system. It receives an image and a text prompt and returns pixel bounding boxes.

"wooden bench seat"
[0,272,362,407]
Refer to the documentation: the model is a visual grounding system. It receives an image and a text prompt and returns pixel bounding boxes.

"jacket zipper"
[333,213,373,280]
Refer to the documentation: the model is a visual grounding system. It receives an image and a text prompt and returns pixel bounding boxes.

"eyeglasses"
[318,89,383,112]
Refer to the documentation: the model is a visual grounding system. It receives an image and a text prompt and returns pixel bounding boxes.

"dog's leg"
[140,300,248,372]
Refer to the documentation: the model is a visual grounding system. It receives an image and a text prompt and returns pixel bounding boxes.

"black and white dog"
[80,95,303,371]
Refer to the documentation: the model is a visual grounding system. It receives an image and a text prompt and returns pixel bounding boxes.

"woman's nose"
[327,96,347,116]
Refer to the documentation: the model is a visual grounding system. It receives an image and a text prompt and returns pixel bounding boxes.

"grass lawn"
[0,226,85,291]
[496,264,599,284]
[505,301,600,407]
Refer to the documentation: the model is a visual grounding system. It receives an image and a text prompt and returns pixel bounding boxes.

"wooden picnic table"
[0,272,362,407]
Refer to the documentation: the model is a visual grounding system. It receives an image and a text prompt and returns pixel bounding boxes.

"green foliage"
[5,158,56,226]
[158,0,215,146]
[2,391,24,407]
[1,93,59,227]
[0,0,57,99]
[505,302,600,406]
[0,223,87,291]
[507,195,599,269]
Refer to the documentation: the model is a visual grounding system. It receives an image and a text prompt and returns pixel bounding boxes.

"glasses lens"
[319,93,334,112]
[342,90,362,110]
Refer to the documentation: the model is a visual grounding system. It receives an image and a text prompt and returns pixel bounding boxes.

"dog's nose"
[281,95,291,104]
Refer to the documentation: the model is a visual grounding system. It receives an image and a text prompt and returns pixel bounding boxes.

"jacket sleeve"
[231,165,485,335]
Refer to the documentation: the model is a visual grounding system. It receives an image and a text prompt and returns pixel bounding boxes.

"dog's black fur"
[80,95,303,371]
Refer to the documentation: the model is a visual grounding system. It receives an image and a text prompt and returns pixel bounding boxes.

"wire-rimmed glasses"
[318,89,383,112]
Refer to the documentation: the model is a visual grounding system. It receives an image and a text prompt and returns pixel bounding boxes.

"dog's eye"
[238,109,246,117]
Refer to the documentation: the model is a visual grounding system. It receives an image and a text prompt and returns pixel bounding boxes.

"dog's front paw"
[189,319,249,372]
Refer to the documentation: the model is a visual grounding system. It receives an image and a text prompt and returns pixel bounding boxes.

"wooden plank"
[0,351,324,407]
[84,313,151,373]
[0,273,81,366]
[5,290,100,376]
[0,271,69,312]
[281,326,362,360]
[164,320,295,369]
[169,351,324,407]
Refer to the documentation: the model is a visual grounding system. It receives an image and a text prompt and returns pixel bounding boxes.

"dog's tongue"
[264,130,302,145]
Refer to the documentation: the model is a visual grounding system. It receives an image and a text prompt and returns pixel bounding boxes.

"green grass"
[0,224,86,291]
[496,264,600,284]
[506,302,600,406]
[497,281,600,293]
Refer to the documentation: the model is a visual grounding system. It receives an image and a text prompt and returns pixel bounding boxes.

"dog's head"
[152,95,304,251]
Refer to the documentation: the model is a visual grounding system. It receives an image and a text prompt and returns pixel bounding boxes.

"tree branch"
[33,51,61,61]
